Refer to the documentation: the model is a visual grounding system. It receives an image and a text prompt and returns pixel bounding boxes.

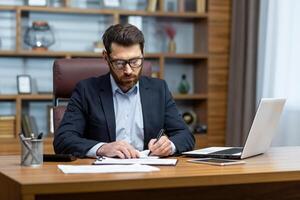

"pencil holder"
[20,137,43,166]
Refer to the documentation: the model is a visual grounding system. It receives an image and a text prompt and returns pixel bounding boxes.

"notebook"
[182,98,286,159]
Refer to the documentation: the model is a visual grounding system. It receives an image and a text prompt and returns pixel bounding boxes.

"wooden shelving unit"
[0,94,53,139]
[0,0,231,154]
[16,5,208,18]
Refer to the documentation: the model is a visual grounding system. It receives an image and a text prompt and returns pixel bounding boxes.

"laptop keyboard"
[209,147,243,155]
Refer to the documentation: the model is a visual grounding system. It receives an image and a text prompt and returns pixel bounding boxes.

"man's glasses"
[108,56,144,70]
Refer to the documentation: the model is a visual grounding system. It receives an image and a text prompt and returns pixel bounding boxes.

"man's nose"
[123,63,133,74]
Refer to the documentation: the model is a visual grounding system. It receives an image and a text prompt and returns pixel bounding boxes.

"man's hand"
[97,141,140,159]
[148,136,172,157]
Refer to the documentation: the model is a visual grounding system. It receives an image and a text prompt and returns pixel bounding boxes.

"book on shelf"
[30,116,38,136]
[147,0,157,12]
[0,115,15,120]
[178,0,185,12]
[196,0,206,13]
[22,115,30,138]
[0,115,15,138]
[22,114,38,138]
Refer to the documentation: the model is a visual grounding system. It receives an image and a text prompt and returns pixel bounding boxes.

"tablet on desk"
[187,158,245,166]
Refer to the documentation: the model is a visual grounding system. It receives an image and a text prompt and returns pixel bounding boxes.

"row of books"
[0,115,15,138]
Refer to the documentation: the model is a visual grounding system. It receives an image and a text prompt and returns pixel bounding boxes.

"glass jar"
[24,21,55,51]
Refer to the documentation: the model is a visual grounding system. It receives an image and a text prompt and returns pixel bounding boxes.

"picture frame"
[17,75,32,94]
[47,106,54,135]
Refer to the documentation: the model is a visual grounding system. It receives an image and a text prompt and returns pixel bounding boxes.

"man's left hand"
[148,136,172,157]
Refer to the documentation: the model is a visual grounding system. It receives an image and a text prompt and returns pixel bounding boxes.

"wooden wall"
[207,0,231,146]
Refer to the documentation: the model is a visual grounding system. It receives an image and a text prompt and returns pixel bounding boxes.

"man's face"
[104,43,143,92]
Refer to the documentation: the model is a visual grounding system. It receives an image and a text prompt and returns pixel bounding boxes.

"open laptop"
[182,98,286,159]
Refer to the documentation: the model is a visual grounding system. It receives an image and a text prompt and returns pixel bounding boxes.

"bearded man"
[54,24,194,158]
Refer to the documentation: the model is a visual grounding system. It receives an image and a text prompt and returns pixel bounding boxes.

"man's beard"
[110,67,142,92]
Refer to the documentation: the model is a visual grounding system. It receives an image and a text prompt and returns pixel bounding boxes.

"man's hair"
[102,24,144,55]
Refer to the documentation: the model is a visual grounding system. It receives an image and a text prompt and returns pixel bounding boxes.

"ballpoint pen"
[95,156,107,162]
[37,132,43,139]
[148,129,165,156]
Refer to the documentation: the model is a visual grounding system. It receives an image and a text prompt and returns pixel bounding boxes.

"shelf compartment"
[164,59,207,94]
[20,11,114,52]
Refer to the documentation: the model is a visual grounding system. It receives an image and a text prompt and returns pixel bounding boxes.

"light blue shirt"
[86,75,175,157]
[110,74,145,151]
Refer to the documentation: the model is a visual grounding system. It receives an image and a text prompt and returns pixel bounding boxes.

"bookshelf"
[0,0,231,154]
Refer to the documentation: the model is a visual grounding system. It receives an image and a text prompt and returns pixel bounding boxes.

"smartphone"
[187,158,245,166]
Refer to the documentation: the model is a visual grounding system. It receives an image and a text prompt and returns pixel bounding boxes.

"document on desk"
[94,156,178,166]
[58,164,160,174]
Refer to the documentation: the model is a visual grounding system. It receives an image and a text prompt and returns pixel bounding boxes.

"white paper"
[183,147,233,155]
[58,164,159,174]
[139,150,159,158]
[94,157,177,166]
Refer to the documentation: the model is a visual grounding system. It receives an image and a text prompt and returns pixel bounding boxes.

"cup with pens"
[19,132,43,166]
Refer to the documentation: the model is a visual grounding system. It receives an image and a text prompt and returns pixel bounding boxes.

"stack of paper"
[94,157,177,166]
[58,164,160,174]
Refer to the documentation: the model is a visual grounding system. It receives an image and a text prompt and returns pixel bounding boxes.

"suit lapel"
[139,76,152,149]
[98,74,116,141]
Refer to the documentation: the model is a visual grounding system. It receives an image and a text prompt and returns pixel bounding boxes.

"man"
[54,24,195,158]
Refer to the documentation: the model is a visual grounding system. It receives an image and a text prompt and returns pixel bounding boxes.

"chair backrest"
[53,58,152,132]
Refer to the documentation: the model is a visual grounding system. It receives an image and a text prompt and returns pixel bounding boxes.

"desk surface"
[1,146,300,199]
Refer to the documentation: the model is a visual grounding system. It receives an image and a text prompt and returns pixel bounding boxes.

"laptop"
[182,98,286,159]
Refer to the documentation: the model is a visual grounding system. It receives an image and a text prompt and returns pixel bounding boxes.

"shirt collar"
[110,74,139,95]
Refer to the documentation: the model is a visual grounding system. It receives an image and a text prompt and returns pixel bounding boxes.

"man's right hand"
[96,141,140,159]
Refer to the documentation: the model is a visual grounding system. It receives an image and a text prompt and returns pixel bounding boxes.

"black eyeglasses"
[108,56,144,70]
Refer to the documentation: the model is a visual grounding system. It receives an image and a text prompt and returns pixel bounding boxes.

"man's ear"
[102,50,107,60]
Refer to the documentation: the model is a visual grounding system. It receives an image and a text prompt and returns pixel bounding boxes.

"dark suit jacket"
[53,73,195,157]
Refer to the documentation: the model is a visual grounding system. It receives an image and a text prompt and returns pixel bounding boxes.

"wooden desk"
[1,147,300,200]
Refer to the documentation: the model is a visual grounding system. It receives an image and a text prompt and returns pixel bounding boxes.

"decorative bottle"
[178,74,190,94]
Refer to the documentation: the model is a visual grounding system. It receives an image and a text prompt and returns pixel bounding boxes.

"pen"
[148,129,165,156]
[37,132,43,139]
[96,156,105,161]
[154,129,165,144]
